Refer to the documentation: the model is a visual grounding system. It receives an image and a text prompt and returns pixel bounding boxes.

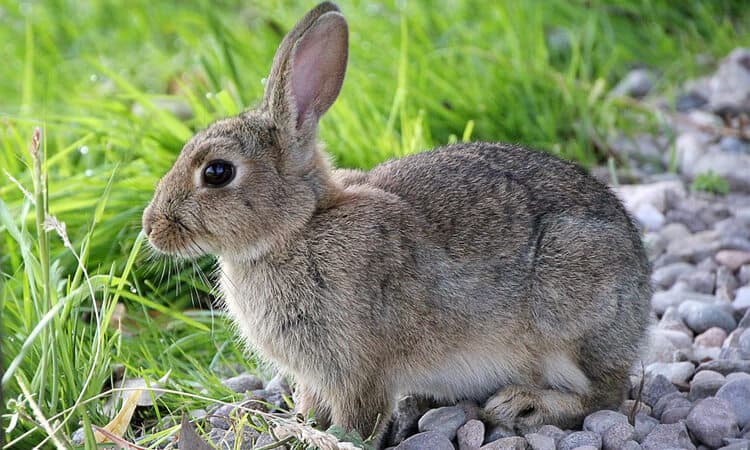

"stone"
[721,137,750,154]
[388,396,423,445]
[735,287,750,312]
[641,422,696,450]
[557,431,601,450]
[634,413,659,443]
[698,360,750,375]
[652,291,716,315]
[646,361,695,384]
[660,406,691,424]
[524,432,555,450]
[610,68,656,99]
[653,392,692,420]
[222,373,263,393]
[678,300,737,333]
[652,262,696,289]
[676,91,708,112]
[739,265,750,285]
[689,370,726,401]
[717,250,750,271]
[635,203,665,230]
[621,441,642,450]
[740,310,750,329]
[676,133,711,176]
[690,152,750,192]
[716,378,750,428]
[484,424,515,443]
[667,230,721,262]
[677,269,716,294]
[395,431,454,450]
[708,48,750,115]
[479,436,528,450]
[658,307,694,337]
[583,410,630,435]
[640,374,679,407]
[695,327,729,347]
[457,420,484,450]
[718,440,750,450]
[417,406,466,441]
[687,397,739,448]
[536,424,565,444]
[739,328,750,356]
[602,422,635,450]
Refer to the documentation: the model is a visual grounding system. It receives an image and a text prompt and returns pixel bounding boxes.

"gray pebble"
[641,422,696,450]
[524,432,555,450]
[417,406,466,441]
[653,392,691,419]
[583,410,629,435]
[222,373,263,393]
[634,413,659,443]
[720,137,750,154]
[479,436,528,450]
[660,406,691,424]
[687,397,739,448]
[652,262,695,289]
[677,269,716,294]
[537,424,566,444]
[610,68,656,99]
[689,370,726,401]
[457,419,484,450]
[395,431,454,450]
[646,361,695,384]
[484,423,515,443]
[698,360,750,375]
[658,307,695,337]
[640,374,679,407]
[739,309,750,329]
[602,421,635,450]
[718,439,750,450]
[620,440,643,450]
[652,291,716,315]
[739,265,750,285]
[676,91,708,112]
[739,328,750,356]
[678,300,737,333]
[557,431,601,450]
[735,287,750,312]
[716,378,750,428]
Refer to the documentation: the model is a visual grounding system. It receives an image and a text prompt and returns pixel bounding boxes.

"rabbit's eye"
[202,160,235,187]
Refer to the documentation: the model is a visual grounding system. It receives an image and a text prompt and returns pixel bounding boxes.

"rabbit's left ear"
[263,5,348,137]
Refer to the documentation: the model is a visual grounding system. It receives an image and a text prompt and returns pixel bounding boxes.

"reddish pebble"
[694,326,728,347]
[715,250,750,271]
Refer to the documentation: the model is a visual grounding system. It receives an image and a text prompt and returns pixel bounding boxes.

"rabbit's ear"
[263,3,348,136]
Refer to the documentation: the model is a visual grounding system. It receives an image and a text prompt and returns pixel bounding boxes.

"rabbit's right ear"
[262,2,348,143]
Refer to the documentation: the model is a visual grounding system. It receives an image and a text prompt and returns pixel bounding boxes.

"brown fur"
[143,2,651,444]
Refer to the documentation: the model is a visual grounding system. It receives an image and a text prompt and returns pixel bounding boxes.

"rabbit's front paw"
[482,385,546,434]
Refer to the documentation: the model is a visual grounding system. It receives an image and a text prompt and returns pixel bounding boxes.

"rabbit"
[142,1,651,445]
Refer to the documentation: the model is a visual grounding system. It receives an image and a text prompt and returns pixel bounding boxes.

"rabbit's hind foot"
[481,385,587,434]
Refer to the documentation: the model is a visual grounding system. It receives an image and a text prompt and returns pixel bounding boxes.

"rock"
[658,307,695,337]
[720,137,750,154]
[646,361,695,384]
[479,436,528,450]
[677,269,716,294]
[222,373,263,393]
[395,431,454,450]
[634,203,666,230]
[641,422,696,450]
[718,440,750,450]
[388,396,423,445]
[652,291,716,315]
[536,424,565,444]
[652,262,696,289]
[557,431,601,450]
[678,300,737,333]
[689,370,726,401]
[264,374,291,395]
[457,400,481,421]
[691,345,722,362]
[735,287,750,312]
[668,230,722,262]
[708,48,750,115]
[716,378,750,428]
[618,180,686,213]
[653,392,692,420]
[717,250,750,271]
[620,441,642,450]
[640,374,679,407]
[602,422,635,450]
[660,406,691,424]
[457,420,484,450]
[698,360,750,375]
[739,265,750,285]
[739,328,750,356]
[209,404,235,430]
[417,406,466,441]
[676,91,708,112]
[634,413,659,443]
[676,133,711,176]
[739,310,750,329]
[690,152,750,192]
[484,424,515,443]
[610,68,656,98]
[687,397,739,448]
[695,327,729,347]
[583,410,630,435]
[524,433,555,450]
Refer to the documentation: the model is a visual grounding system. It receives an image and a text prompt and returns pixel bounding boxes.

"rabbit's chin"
[217,237,277,264]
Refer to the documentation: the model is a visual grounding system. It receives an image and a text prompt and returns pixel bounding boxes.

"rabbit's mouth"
[144,216,211,259]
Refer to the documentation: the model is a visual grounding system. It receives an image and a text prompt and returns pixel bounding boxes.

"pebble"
[640,374,679,407]
[645,361,695,384]
[395,431,454,450]
[740,328,750,356]
[222,373,263,393]
[695,326,728,347]
[689,370,726,401]
[602,422,635,450]
[583,410,629,435]
[652,262,695,289]
[653,392,691,420]
[739,265,750,285]
[641,422,696,450]
[457,419,484,450]
[634,413,659,443]
[652,291,716,315]
[479,436,528,450]
[621,441,642,450]
[686,397,739,448]
[717,250,750,271]
[536,424,566,444]
[557,431,601,450]
[716,378,750,428]
[658,307,694,337]
[417,406,466,441]
[698,360,750,375]
[610,68,656,98]
[677,269,715,294]
[524,432,555,450]
[735,287,750,312]
[678,300,737,333]
[484,424,515,443]
[676,91,708,111]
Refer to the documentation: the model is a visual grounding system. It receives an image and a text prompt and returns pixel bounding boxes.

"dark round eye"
[202,160,235,187]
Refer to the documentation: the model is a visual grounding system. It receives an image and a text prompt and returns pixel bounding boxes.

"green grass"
[1,0,749,448]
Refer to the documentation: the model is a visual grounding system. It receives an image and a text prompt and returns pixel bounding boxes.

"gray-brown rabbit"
[143,1,651,445]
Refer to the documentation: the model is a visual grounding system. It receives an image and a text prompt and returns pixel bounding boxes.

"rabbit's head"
[143,2,348,260]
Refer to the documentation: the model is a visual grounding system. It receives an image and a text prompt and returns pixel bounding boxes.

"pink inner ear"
[290,13,348,129]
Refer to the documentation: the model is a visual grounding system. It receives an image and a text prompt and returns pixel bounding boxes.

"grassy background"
[1,0,748,447]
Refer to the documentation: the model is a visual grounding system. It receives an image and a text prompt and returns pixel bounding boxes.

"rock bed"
[208,49,750,450]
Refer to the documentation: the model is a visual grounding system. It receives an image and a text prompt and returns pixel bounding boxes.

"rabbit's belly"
[398,351,523,402]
